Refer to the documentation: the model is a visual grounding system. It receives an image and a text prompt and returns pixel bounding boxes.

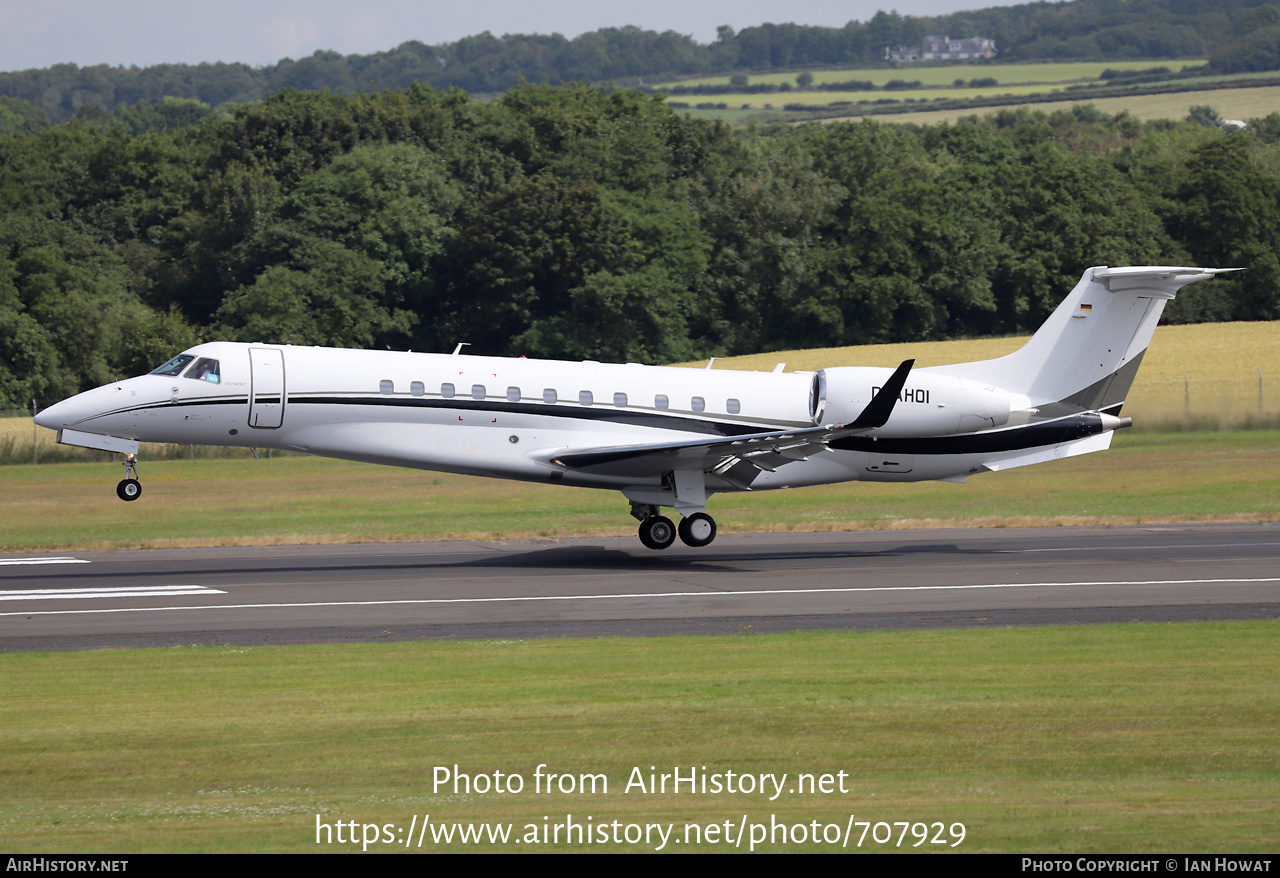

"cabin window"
[691,396,706,412]
[184,358,221,384]
[579,390,593,406]
[471,384,486,400]
[614,392,628,407]
[151,354,194,377]
[655,394,669,410]
[727,398,741,414]
[380,380,394,395]
[441,383,455,398]
[543,388,557,404]
[410,381,425,397]
[507,386,521,402]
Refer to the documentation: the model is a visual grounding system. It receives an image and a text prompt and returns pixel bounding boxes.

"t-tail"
[942,266,1239,420]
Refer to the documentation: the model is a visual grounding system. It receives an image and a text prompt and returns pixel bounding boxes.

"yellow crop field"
[871,85,1280,125]
[0,416,56,458]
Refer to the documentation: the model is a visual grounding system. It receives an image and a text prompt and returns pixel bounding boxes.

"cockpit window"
[151,354,194,376]
[183,358,221,384]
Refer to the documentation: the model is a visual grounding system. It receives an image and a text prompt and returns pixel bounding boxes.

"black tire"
[678,512,717,547]
[638,515,677,550]
[116,479,142,502]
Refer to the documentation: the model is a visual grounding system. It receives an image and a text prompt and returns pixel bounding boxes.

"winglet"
[847,359,914,430]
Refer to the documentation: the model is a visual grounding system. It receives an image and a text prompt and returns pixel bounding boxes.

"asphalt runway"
[2,523,1278,651]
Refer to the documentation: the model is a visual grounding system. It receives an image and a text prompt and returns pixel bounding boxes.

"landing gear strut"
[116,454,142,502]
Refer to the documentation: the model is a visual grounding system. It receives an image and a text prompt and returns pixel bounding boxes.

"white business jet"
[35,266,1230,549]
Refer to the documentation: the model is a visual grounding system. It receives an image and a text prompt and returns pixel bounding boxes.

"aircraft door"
[249,347,286,428]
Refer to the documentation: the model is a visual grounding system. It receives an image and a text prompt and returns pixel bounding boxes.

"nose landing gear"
[116,454,142,502]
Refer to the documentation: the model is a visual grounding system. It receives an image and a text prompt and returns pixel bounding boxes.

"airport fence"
[1124,370,1279,432]
[3,370,1277,465]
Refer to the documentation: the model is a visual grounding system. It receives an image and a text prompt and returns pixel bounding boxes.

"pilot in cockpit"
[187,358,221,384]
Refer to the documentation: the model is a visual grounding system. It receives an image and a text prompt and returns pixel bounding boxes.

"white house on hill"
[886,35,996,63]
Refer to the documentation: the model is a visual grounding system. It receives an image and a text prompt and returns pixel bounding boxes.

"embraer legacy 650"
[36,266,1232,549]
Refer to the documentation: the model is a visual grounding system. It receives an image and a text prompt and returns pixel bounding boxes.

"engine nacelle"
[811,366,1012,436]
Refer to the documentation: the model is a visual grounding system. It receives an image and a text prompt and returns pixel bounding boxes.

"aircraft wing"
[547,360,913,483]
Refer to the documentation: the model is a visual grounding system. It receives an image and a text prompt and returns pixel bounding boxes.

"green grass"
[2,623,1276,851]
[658,60,1201,90]
[0,431,1277,551]
[678,82,1090,109]
[656,59,1279,125]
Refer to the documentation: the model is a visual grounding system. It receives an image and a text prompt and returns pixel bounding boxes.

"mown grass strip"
[1,623,1276,852]
[1,430,1277,552]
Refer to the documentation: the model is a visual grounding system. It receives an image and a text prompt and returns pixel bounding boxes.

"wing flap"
[551,424,835,472]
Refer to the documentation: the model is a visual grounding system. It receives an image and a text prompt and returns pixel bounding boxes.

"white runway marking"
[0,557,90,566]
[0,585,225,602]
[996,541,1280,554]
[2,577,1276,617]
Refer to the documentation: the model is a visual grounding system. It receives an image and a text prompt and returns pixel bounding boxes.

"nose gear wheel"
[116,454,142,502]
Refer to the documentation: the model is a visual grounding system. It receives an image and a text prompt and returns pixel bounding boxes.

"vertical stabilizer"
[943,266,1234,410]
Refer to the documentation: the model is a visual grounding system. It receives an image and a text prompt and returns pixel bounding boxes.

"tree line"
[3,0,1279,127]
[2,82,1279,409]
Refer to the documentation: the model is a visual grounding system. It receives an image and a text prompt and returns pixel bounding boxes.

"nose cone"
[33,397,74,430]
[34,384,128,431]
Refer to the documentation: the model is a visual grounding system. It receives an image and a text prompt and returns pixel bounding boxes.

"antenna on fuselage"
[452,343,470,356]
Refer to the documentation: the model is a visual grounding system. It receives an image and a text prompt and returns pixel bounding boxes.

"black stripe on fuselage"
[142,397,1115,455]
[829,412,1108,456]
[68,395,249,424]
[148,394,777,437]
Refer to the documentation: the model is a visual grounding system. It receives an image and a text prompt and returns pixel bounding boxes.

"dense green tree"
[2,78,1280,409]
[0,214,151,403]
[0,254,60,407]
[1168,137,1280,320]
[214,241,411,347]
[441,175,639,355]
[0,97,51,136]
[695,134,845,352]
[116,306,201,377]
[1209,25,1280,73]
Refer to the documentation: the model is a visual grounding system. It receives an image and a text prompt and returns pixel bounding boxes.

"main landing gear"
[638,514,676,550]
[634,508,718,550]
[116,454,142,502]
[678,512,717,548]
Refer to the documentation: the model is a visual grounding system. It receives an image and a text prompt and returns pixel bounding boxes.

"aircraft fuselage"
[34,266,1232,548]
